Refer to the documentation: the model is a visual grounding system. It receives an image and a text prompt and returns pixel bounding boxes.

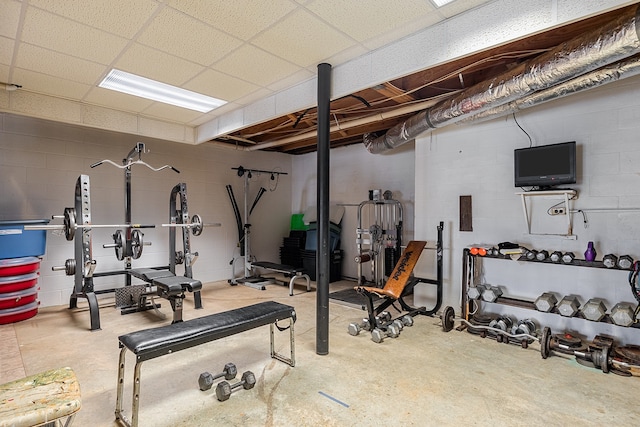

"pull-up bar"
[232,166,288,179]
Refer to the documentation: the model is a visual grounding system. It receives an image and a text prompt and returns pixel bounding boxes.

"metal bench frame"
[115,301,296,427]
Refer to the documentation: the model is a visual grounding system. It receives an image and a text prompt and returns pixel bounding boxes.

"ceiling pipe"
[363,4,640,154]
[242,96,448,152]
[459,55,640,124]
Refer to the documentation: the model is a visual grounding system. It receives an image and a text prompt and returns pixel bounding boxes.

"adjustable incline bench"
[352,224,444,342]
[115,301,296,427]
[126,268,202,323]
[251,261,311,296]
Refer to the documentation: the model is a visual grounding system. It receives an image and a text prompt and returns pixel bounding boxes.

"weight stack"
[300,249,343,282]
[279,230,307,268]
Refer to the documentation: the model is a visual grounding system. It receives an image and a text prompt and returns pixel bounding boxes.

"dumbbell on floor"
[347,318,372,336]
[216,371,257,401]
[198,362,237,391]
[370,323,400,343]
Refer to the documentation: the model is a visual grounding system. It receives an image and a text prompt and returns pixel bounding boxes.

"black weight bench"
[251,261,311,296]
[127,268,203,323]
[115,301,296,427]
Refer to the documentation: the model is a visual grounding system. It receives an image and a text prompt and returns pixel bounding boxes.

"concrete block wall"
[0,113,292,307]
[291,142,416,281]
[414,74,640,344]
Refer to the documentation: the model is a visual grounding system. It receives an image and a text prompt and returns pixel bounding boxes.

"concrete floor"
[1,278,639,426]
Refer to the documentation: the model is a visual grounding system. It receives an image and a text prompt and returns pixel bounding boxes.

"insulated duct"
[364,5,640,154]
[460,55,640,124]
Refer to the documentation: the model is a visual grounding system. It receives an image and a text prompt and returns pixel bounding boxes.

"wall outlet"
[549,207,566,215]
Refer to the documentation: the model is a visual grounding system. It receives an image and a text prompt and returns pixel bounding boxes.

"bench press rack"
[31,144,214,330]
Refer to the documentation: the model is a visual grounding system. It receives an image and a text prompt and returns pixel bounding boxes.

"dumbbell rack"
[461,248,640,330]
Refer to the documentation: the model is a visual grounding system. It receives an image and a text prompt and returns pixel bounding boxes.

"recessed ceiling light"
[99,69,226,113]
[431,0,456,7]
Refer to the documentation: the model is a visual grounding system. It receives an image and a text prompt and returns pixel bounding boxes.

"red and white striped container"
[0,257,41,323]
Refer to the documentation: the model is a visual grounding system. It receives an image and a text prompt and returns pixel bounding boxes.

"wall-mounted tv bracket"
[226,166,288,289]
[516,189,578,239]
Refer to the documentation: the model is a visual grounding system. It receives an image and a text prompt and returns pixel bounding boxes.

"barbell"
[25,208,220,241]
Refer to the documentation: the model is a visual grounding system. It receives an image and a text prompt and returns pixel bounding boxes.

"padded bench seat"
[251,261,311,296]
[126,268,203,324]
[115,301,296,427]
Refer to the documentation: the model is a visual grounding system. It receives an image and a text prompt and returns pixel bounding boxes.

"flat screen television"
[514,141,576,189]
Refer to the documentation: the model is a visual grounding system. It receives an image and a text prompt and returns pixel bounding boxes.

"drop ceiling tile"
[184,69,260,103]
[361,14,444,50]
[251,9,355,67]
[0,64,8,82]
[141,102,202,124]
[167,0,297,41]
[0,0,21,38]
[84,87,154,113]
[215,45,302,87]
[82,104,138,134]
[267,68,315,92]
[29,0,158,38]
[306,0,435,42]
[21,7,128,65]
[15,44,105,85]
[0,37,15,65]
[438,0,493,19]
[115,43,203,86]
[10,91,82,123]
[12,68,91,100]
[137,8,242,66]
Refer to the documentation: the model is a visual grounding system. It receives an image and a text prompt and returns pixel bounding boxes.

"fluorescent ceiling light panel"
[431,0,455,6]
[99,69,226,113]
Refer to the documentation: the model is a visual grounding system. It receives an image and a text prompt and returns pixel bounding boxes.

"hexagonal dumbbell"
[610,302,636,327]
[535,292,558,313]
[370,323,400,343]
[557,296,581,317]
[215,371,256,401]
[482,286,503,303]
[467,285,486,300]
[347,318,371,336]
[581,298,608,322]
[198,363,238,391]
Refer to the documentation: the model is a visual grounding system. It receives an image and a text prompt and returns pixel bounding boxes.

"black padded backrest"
[118,301,296,362]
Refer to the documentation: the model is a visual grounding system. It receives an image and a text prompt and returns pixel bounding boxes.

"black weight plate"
[541,327,551,359]
[442,306,455,332]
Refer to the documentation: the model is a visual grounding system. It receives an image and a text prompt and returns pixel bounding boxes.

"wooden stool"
[0,367,81,427]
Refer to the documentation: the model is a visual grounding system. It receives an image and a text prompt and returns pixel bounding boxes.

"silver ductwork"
[460,55,640,124]
[364,5,640,154]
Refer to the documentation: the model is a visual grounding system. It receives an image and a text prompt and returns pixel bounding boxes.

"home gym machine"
[226,166,310,295]
[355,189,403,287]
[28,143,219,330]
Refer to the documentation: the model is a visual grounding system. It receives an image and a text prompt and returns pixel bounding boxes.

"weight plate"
[131,229,144,259]
[63,207,76,241]
[113,230,125,261]
[541,327,551,359]
[601,346,610,373]
[442,306,455,332]
[191,214,203,236]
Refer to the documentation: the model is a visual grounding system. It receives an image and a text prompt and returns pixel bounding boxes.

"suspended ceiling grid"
[1,0,638,152]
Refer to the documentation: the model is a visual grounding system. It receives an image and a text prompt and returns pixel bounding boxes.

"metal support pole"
[316,62,331,355]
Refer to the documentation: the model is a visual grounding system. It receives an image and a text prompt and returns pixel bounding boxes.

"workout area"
[2,1,640,426]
